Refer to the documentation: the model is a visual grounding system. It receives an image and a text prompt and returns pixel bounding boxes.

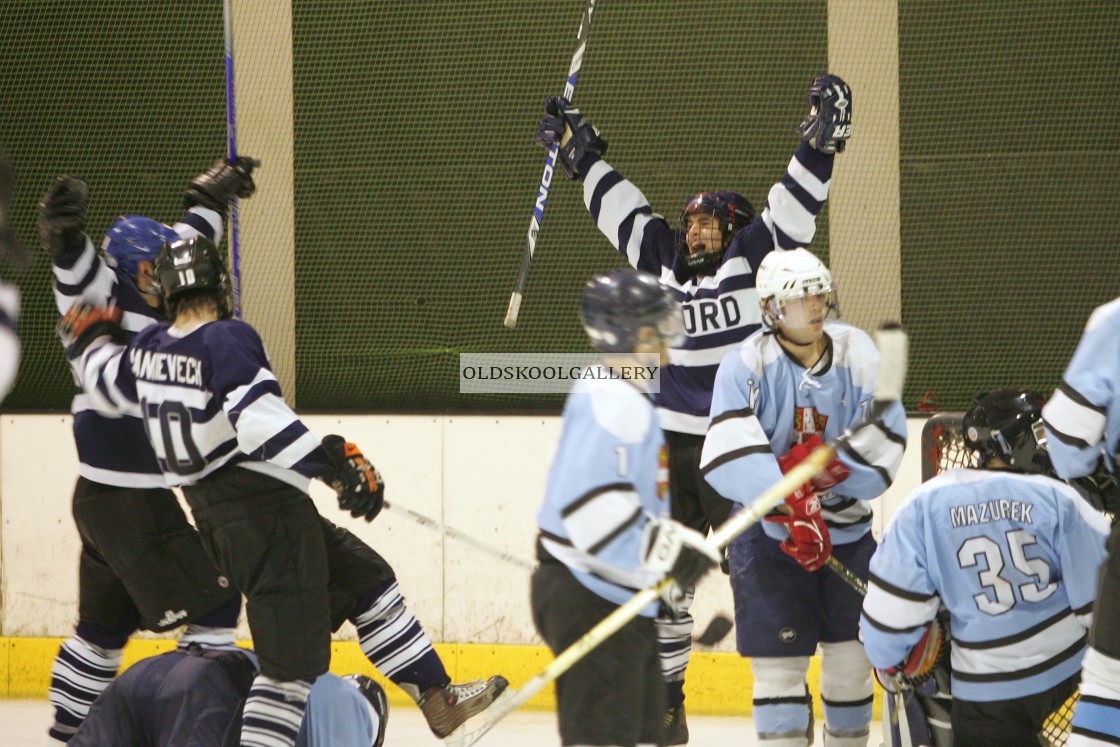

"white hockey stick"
[382,500,537,572]
[503,0,596,328]
[453,325,909,747]
[223,0,243,319]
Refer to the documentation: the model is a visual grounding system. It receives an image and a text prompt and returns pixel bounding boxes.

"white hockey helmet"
[755,248,835,328]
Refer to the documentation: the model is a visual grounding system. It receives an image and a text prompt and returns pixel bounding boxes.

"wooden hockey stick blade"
[693,614,734,646]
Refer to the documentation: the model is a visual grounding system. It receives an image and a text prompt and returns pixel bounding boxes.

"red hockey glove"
[57,303,125,355]
[765,484,832,571]
[778,434,851,492]
[320,435,385,522]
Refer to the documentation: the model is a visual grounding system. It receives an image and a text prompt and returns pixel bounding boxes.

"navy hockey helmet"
[677,190,756,275]
[153,236,232,319]
[102,215,178,279]
[580,268,684,353]
[342,674,388,747]
[963,389,1052,474]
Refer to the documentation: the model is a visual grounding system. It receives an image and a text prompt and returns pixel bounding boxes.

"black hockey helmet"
[342,674,389,747]
[963,389,1052,474]
[580,268,684,353]
[153,236,232,319]
[677,190,755,275]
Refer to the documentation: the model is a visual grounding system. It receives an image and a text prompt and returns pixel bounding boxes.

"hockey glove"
[1069,457,1120,517]
[57,303,125,355]
[881,616,946,687]
[641,516,720,591]
[798,73,853,155]
[535,96,608,180]
[184,156,260,212]
[765,483,832,571]
[38,174,89,260]
[320,434,385,522]
[779,434,851,492]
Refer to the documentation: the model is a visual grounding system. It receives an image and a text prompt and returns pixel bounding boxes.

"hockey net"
[920,413,1078,746]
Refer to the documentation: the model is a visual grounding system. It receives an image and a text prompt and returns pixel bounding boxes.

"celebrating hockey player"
[535,72,853,742]
[38,160,255,743]
[72,645,389,747]
[533,268,720,747]
[1043,298,1120,746]
[60,236,507,747]
[700,249,906,746]
[864,389,1109,746]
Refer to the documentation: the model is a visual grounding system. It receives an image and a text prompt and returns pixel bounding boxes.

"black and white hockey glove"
[184,156,260,213]
[320,434,385,522]
[57,303,126,355]
[38,174,89,260]
[535,96,608,180]
[798,73,853,155]
[641,516,720,595]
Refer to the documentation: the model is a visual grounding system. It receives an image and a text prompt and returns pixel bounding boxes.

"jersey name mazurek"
[72,319,328,491]
[860,469,1109,702]
[581,142,834,435]
[701,321,906,544]
[538,366,670,616]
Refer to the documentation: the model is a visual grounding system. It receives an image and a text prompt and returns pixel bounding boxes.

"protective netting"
[1,1,1117,414]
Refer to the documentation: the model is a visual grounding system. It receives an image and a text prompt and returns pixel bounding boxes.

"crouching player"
[72,645,390,747]
[533,269,721,747]
[862,390,1109,746]
[61,236,506,747]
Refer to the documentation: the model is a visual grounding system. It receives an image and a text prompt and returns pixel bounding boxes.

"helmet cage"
[677,191,755,275]
[963,389,1052,474]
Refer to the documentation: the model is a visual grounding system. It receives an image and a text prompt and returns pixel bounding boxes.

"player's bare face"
[685,214,723,256]
[775,293,829,344]
[135,261,161,309]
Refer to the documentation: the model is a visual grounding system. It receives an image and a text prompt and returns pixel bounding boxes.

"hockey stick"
[223,0,243,319]
[383,497,735,645]
[452,324,909,747]
[503,0,596,328]
[382,500,537,572]
[827,556,868,596]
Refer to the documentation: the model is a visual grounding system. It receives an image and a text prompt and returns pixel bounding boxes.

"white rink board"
[0,414,924,641]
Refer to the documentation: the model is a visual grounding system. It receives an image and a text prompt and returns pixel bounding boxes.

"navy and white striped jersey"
[860,468,1109,703]
[70,318,329,491]
[538,366,670,616]
[0,277,18,403]
[580,142,835,434]
[1043,296,1120,480]
[52,208,221,487]
[700,321,906,544]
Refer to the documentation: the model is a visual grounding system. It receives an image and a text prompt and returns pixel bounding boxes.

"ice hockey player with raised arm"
[535,73,853,742]
[700,248,906,747]
[38,158,257,743]
[533,268,720,747]
[863,390,1109,746]
[60,237,507,747]
[1042,298,1120,747]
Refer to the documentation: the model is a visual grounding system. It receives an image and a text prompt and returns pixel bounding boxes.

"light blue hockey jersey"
[1043,296,1120,480]
[860,468,1109,702]
[700,321,907,544]
[538,365,671,616]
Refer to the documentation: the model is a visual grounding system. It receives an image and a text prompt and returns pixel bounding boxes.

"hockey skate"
[664,703,689,745]
[404,675,510,739]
